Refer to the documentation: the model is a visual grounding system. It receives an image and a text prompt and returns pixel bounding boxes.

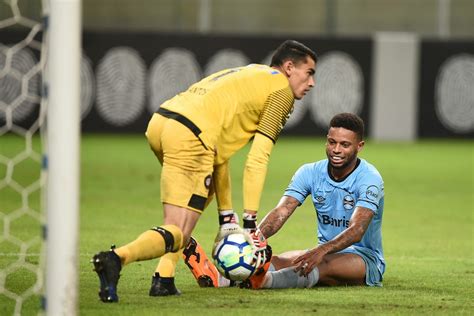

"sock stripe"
[151,226,175,252]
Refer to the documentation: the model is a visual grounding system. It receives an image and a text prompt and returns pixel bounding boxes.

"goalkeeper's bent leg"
[114,224,183,265]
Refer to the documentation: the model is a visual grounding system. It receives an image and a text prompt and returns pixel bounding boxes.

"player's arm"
[293,206,374,276]
[242,86,294,256]
[213,160,232,211]
[213,160,245,243]
[257,163,312,239]
[241,133,274,254]
[243,86,294,214]
[242,132,274,213]
[258,195,299,239]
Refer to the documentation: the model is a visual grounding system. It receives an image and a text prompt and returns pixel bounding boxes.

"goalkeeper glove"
[214,210,243,243]
[243,212,268,269]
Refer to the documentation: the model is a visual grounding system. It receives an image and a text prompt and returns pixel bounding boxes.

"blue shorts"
[339,246,384,287]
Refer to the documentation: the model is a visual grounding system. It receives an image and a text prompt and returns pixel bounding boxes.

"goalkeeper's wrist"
[243,212,257,232]
[218,210,238,226]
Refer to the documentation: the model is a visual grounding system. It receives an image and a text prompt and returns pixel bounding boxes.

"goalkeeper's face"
[325,127,364,171]
[285,57,316,100]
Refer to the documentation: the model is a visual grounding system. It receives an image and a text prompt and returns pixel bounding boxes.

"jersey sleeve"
[355,173,384,213]
[283,163,314,204]
[242,133,274,211]
[213,160,233,210]
[256,86,294,143]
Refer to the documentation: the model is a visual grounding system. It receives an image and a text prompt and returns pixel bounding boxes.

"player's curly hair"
[270,40,317,67]
[330,113,365,140]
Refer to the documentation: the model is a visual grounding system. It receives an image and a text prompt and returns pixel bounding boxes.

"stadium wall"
[1,31,473,139]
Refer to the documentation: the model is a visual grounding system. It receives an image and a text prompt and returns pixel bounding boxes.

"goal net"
[0,1,81,315]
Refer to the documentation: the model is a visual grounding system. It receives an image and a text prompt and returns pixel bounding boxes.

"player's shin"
[266,266,319,289]
[114,224,183,265]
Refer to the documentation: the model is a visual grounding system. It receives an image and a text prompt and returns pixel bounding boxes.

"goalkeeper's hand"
[243,212,267,249]
[214,210,243,245]
[243,212,268,269]
[248,228,268,269]
[248,227,267,250]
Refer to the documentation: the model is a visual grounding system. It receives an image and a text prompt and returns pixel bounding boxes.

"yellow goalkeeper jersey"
[160,64,294,158]
[159,64,295,211]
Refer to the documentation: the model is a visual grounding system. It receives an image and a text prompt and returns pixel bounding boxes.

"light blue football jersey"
[284,158,385,275]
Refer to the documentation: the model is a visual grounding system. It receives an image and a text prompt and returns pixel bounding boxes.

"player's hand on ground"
[293,246,326,277]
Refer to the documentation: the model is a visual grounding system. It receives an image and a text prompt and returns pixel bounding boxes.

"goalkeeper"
[185,113,385,289]
[91,40,317,302]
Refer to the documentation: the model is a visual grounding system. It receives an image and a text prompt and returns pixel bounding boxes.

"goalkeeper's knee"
[151,225,183,253]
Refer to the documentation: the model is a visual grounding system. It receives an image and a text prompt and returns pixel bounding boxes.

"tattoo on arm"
[321,206,374,254]
[259,197,299,239]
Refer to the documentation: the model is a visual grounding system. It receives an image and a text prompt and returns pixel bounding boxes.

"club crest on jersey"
[343,195,355,210]
[204,175,212,189]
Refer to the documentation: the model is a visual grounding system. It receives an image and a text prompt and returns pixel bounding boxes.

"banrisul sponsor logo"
[320,214,349,228]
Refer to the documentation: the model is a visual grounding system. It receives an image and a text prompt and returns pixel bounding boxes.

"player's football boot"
[149,273,181,296]
[241,244,272,289]
[182,236,220,287]
[91,246,122,302]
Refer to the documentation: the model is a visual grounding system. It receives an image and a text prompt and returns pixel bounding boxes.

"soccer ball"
[212,233,257,281]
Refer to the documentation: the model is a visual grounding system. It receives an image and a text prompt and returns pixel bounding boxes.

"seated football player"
[184,113,385,289]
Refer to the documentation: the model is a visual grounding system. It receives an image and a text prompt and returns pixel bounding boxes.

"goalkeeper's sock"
[263,266,319,289]
[155,249,183,277]
[115,225,183,265]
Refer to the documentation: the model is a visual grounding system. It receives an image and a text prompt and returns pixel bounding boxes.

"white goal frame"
[45,0,81,314]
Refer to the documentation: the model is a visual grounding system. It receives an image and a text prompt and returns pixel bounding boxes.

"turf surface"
[1,134,473,315]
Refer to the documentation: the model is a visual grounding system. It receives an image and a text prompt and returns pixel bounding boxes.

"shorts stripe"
[187,194,207,211]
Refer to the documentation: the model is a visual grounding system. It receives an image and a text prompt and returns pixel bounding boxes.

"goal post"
[45,0,81,314]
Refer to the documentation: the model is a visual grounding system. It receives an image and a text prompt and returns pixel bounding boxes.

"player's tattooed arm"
[258,196,300,239]
[320,206,374,254]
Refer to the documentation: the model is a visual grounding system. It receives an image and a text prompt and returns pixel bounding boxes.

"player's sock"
[263,266,319,289]
[114,224,183,265]
[155,249,182,277]
[247,262,274,289]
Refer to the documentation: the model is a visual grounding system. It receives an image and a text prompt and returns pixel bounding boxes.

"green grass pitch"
[1,134,473,315]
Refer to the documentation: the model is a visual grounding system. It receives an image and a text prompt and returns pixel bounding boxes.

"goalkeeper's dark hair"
[329,113,365,141]
[270,40,317,67]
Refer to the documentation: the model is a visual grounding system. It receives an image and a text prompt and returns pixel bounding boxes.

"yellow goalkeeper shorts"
[146,113,215,213]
